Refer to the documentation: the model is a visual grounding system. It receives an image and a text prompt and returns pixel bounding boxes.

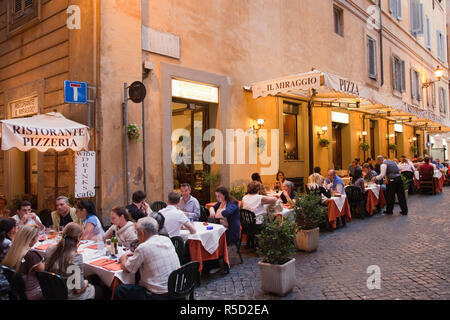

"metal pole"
[142,99,147,194]
[124,83,130,204]
[308,99,314,175]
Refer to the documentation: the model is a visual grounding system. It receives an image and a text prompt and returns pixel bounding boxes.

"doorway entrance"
[172,99,211,204]
[331,123,343,170]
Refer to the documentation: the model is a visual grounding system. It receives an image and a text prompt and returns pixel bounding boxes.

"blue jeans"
[114,284,170,300]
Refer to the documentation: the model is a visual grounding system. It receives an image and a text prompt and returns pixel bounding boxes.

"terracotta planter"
[258,258,296,296]
[319,142,328,147]
[294,227,319,252]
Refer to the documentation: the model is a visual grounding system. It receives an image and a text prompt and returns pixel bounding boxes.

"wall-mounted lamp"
[389,133,395,139]
[253,118,265,131]
[317,126,328,138]
[412,137,417,141]
[422,66,444,88]
[359,131,367,141]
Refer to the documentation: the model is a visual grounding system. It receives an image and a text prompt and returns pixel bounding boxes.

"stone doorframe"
[161,63,231,201]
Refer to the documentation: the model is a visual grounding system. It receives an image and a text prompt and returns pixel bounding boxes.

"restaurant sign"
[75,151,96,198]
[9,95,39,118]
[251,72,321,98]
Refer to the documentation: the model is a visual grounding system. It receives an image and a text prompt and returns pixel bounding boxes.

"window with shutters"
[439,87,447,113]
[410,0,424,37]
[436,31,445,62]
[367,36,377,80]
[392,55,405,93]
[410,69,422,102]
[426,81,436,109]
[389,0,402,20]
[7,0,41,35]
[333,6,343,37]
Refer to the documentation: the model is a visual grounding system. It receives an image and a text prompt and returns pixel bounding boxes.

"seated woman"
[242,181,277,224]
[251,172,267,195]
[2,224,44,300]
[103,206,137,249]
[362,163,378,182]
[45,222,109,300]
[351,168,365,193]
[209,186,240,245]
[280,180,297,205]
[0,218,17,262]
[76,200,105,241]
[272,171,286,192]
[306,173,331,198]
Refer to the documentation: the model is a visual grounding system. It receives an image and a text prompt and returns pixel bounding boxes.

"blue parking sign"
[64,80,87,104]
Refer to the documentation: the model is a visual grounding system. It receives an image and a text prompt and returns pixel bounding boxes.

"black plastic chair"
[345,186,365,219]
[153,211,165,232]
[150,201,167,212]
[171,236,186,265]
[1,265,27,300]
[239,209,258,250]
[167,261,200,300]
[199,205,210,222]
[38,209,52,228]
[36,271,68,300]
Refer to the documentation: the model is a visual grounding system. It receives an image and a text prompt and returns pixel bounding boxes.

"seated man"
[419,157,434,180]
[114,217,180,300]
[177,183,200,221]
[12,201,44,233]
[435,159,444,169]
[51,196,81,231]
[126,190,151,221]
[324,169,345,195]
[159,192,196,238]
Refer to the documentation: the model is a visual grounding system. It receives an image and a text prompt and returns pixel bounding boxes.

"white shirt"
[242,194,266,224]
[398,161,415,173]
[159,205,189,238]
[375,162,401,181]
[13,214,44,234]
[124,235,180,294]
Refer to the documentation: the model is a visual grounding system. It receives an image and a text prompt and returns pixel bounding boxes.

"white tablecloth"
[33,239,135,287]
[414,170,442,180]
[322,195,347,212]
[180,222,225,255]
[366,184,380,199]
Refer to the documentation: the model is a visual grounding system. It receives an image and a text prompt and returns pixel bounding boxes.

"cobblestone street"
[195,189,450,300]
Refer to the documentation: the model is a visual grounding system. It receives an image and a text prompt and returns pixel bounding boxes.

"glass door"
[172,100,210,204]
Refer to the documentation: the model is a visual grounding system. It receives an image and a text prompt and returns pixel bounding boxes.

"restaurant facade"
[0,0,449,224]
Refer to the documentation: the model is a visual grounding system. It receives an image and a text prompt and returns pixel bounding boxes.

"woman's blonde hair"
[308,173,324,190]
[2,224,39,272]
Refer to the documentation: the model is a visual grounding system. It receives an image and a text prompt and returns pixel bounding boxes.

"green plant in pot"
[127,124,142,142]
[230,185,246,201]
[319,138,330,147]
[256,213,297,296]
[410,145,418,154]
[359,142,370,152]
[293,192,327,252]
[388,143,397,152]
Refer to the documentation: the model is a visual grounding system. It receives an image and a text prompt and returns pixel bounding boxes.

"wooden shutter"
[410,69,416,100]
[389,0,394,13]
[392,56,397,91]
[437,31,442,60]
[397,0,402,19]
[418,3,424,36]
[368,37,377,79]
[426,17,431,49]
[401,60,406,92]
[14,0,22,13]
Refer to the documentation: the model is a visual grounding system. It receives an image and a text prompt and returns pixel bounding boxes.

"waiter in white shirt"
[371,155,408,216]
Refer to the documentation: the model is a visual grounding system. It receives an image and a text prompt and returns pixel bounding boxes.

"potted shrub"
[359,142,370,152]
[293,192,327,252]
[127,123,142,141]
[230,184,246,201]
[256,214,297,296]
[410,145,418,154]
[319,138,330,147]
[388,143,397,152]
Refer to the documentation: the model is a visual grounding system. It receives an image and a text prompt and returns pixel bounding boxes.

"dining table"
[33,237,135,299]
[365,184,386,215]
[321,194,351,229]
[413,170,445,193]
[180,221,230,275]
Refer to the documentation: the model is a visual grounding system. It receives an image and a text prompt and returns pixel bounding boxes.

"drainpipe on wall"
[308,89,317,175]
[378,0,384,87]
